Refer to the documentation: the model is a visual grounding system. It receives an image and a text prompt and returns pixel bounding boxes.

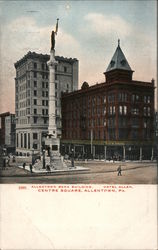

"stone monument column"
[47,49,58,138]
[45,19,67,170]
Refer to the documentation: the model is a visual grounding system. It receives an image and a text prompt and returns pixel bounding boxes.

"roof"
[14,51,78,68]
[0,112,11,117]
[106,40,132,72]
[62,79,154,99]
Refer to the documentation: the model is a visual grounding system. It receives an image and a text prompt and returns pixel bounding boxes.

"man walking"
[29,164,33,173]
[117,165,122,176]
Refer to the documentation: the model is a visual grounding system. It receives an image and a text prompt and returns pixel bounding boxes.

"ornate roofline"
[14,51,78,68]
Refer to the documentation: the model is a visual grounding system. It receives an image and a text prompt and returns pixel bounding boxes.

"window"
[33,117,37,123]
[34,99,37,105]
[21,134,23,148]
[42,63,45,70]
[44,118,47,124]
[34,62,37,69]
[109,106,113,115]
[16,134,19,147]
[42,91,45,97]
[108,94,115,103]
[64,66,67,73]
[46,100,48,106]
[27,99,30,106]
[131,117,139,128]
[24,133,27,148]
[28,133,30,149]
[143,119,150,128]
[118,129,128,140]
[108,118,115,128]
[46,91,48,97]
[27,108,30,115]
[109,106,116,115]
[118,93,127,102]
[118,117,127,127]
[46,83,48,88]
[33,133,38,139]
[121,59,126,66]
[108,128,115,140]
[34,109,37,114]
[33,143,38,149]
[143,107,150,116]
[132,94,139,102]
[124,106,127,115]
[119,105,127,115]
[144,95,151,104]
[34,81,37,87]
[42,82,45,88]
[46,109,48,115]
[34,90,37,96]
[55,65,57,71]
[98,131,100,139]
[55,74,57,80]
[147,107,151,116]
[119,106,123,114]
[42,100,45,106]
[131,108,139,115]
[131,129,139,139]
[110,60,115,67]
[147,96,151,103]
[34,72,37,78]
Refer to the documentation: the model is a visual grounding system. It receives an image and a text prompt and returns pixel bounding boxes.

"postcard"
[0,1,157,249]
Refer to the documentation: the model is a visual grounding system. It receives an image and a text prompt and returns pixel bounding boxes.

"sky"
[0,0,157,113]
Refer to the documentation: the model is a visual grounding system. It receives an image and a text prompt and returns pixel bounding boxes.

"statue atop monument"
[51,18,59,50]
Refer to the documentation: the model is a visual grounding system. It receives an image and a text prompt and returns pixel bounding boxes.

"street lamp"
[32,147,34,165]
[42,149,46,169]
[90,128,93,159]
[71,148,74,168]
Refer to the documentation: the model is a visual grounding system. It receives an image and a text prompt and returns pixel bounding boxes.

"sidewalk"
[0,165,31,177]
[0,160,156,178]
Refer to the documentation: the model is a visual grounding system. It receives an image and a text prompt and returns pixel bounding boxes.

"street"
[0,161,157,184]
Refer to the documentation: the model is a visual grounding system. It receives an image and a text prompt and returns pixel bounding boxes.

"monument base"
[44,136,68,170]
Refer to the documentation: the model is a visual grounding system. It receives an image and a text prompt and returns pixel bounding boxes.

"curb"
[0,164,155,178]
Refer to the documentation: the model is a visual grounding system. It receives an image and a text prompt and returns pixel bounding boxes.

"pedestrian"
[3,158,6,170]
[117,165,122,176]
[46,164,51,172]
[23,162,26,169]
[13,156,15,163]
[6,156,8,166]
[29,164,33,173]
[8,155,10,167]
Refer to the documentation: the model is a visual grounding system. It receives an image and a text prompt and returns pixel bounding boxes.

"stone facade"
[5,114,16,146]
[0,112,15,154]
[15,52,78,156]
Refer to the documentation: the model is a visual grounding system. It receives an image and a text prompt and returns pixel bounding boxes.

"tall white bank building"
[15,52,78,156]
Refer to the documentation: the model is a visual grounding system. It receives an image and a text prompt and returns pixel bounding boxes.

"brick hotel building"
[61,42,155,160]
